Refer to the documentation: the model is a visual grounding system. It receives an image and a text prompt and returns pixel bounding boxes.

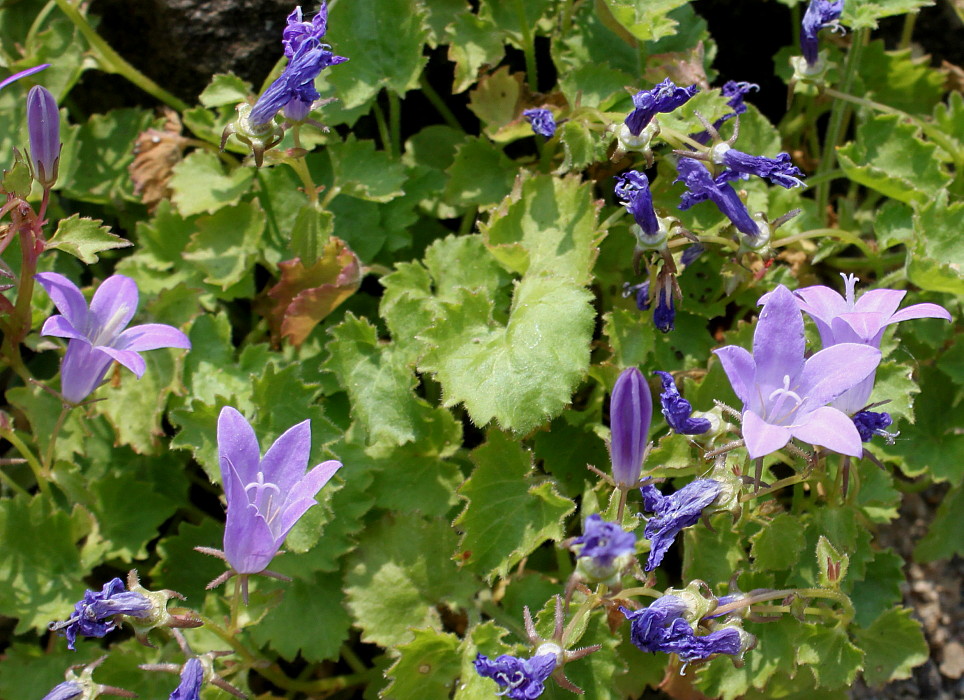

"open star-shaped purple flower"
[474,653,556,699]
[714,285,881,459]
[218,407,342,575]
[640,480,721,571]
[36,273,191,404]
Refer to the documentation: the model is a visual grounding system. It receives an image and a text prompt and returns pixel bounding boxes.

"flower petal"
[114,323,191,352]
[790,405,864,457]
[40,315,87,341]
[0,64,49,91]
[753,285,805,390]
[60,340,113,403]
[260,419,312,493]
[788,284,846,344]
[742,409,792,459]
[713,345,756,406]
[887,302,951,326]
[88,275,138,344]
[852,288,905,317]
[830,313,886,345]
[96,346,146,377]
[35,272,89,332]
[217,407,261,494]
[797,343,880,408]
[224,503,279,574]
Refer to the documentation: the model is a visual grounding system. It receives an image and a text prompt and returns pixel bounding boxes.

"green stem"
[44,405,71,473]
[618,586,662,600]
[740,466,813,503]
[229,576,242,633]
[419,74,462,130]
[53,0,189,111]
[285,156,319,204]
[515,0,539,90]
[0,465,32,498]
[388,90,402,161]
[898,12,917,51]
[1,430,50,498]
[815,28,866,223]
[480,600,528,640]
[26,1,59,46]
[713,586,854,624]
[373,100,392,154]
[773,227,876,260]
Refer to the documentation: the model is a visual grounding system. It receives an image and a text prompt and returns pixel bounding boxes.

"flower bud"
[27,85,60,188]
[609,367,652,488]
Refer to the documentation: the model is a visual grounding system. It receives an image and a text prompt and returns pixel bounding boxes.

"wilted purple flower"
[721,80,758,116]
[654,371,711,435]
[474,653,556,699]
[714,285,881,458]
[42,681,84,700]
[653,283,675,333]
[283,4,329,58]
[218,407,342,574]
[50,578,152,650]
[784,274,950,414]
[36,273,191,404]
[620,596,742,662]
[27,85,61,188]
[640,480,721,571]
[625,79,699,136]
[622,281,651,311]
[609,368,652,488]
[801,0,845,66]
[170,658,204,700]
[676,157,760,237]
[572,514,636,572]
[0,63,49,91]
[852,410,896,443]
[615,170,660,239]
[680,243,704,267]
[523,108,556,138]
[250,40,347,125]
[710,144,805,189]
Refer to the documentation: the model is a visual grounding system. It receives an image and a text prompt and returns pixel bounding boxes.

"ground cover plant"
[0,0,961,698]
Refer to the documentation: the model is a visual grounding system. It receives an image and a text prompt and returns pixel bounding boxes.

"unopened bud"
[26,85,60,188]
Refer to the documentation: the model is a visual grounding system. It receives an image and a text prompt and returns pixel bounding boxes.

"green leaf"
[454,430,575,581]
[446,13,504,94]
[419,277,595,433]
[443,137,517,208]
[183,200,265,289]
[150,518,227,605]
[796,624,864,689]
[384,628,462,700]
[328,138,407,202]
[699,617,799,700]
[750,513,806,570]
[345,512,476,647]
[198,72,253,107]
[682,517,747,586]
[853,607,928,687]
[2,158,32,198]
[837,114,952,205]
[467,67,525,139]
[603,308,656,368]
[169,150,255,216]
[907,190,964,295]
[0,643,101,700]
[868,359,918,426]
[597,0,691,45]
[326,0,429,107]
[850,549,904,628]
[843,0,934,30]
[856,41,944,115]
[84,477,178,562]
[914,483,964,562]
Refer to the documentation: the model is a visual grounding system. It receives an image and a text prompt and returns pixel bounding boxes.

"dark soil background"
[75,1,964,697]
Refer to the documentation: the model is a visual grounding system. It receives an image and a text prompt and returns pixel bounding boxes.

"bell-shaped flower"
[169,657,203,700]
[609,367,652,488]
[218,407,342,575]
[714,285,881,458]
[36,273,191,404]
[474,653,556,699]
[640,480,721,571]
[784,273,951,414]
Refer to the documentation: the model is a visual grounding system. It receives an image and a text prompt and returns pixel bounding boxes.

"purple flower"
[49,578,152,650]
[654,371,711,435]
[523,108,556,138]
[625,79,699,136]
[720,81,758,117]
[36,273,191,404]
[283,4,329,58]
[0,64,49,91]
[42,681,84,700]
[640,480,721,571]
[218,407,342,574]
[676,157,760,237]
[714,285,881,458]
[572,514,636,570]
[615,170,660,239]
[170,658,204,700]
[27,85,60,188]
[711,144,805,189]
[609,368,652,488]
[801,0,845,66]
[623,281,650,311]
[785,274,950,414]
[250,41,347,125]
[620,596,742,662]
[852,410,896,443]
[653,283,675,333]
[474,653,556,699]
[680,243,704,267]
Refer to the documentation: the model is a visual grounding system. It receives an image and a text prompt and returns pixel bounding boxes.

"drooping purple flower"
[474,653,556,699]
[250,39,347,125]
[653,283,675,333]
[0,64,49,91]
[711,144,805,189]
[721,81,758,117]
[36,273,191,404]
[714,285,882,459]
[615,170,660,239]
[676,157,760,237]
[784,274,950,414]
[654,371,711,435]
[620,596,742,662]
[572,514,636,571]
[852,410,896,443]
[27,85,61,188]
[623,281,651,311]
[170,658,204,700]
[283,4,329,58]
[42,681,84,700]
[620,595,688,651]
[625,79,699,136]
[49,578,152,650]
[218,407,342,574]
[680,243,704,267]
[640,480,721,571]
[609,367,652,488]
[801,0,845,66]
[523,108,556,138]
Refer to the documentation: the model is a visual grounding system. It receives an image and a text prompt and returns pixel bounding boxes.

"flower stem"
[0,429,50,498]
[515,0,539,91]
[419,74,462,130]
[618,586,662,600]
[44,404,71,473]
[388,90,402,161]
